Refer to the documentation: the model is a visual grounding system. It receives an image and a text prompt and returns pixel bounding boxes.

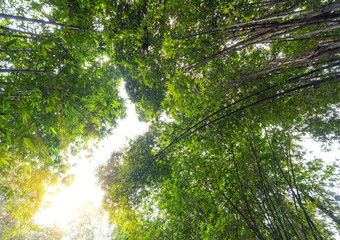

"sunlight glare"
[34,83,149,228]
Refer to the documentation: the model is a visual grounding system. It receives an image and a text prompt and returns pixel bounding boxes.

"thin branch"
[0,26,42,37]
[303,192,340,227]
[0,13,93,31]
[0,32,39,40]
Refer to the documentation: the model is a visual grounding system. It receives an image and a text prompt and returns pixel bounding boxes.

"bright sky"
[34,84,149,228]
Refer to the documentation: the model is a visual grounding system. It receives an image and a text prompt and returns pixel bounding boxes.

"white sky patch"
[303,138,339,164]
[34,83,149,229]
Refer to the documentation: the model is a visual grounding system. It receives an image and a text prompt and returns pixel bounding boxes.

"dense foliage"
[0,0,339,239]
[97,0,340,239]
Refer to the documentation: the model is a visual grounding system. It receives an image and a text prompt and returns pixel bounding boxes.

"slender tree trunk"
[304,193,340,227]
[0,13,94,31]
[185,13,340,71]
[0,26,41,37]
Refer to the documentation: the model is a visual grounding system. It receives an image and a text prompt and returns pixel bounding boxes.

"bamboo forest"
[0,0,339,239]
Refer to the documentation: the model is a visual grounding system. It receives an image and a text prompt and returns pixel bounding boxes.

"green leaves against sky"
[1,0,340,239]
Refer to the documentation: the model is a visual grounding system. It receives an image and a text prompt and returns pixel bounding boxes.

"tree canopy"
[0,0,339,239]
[97,0,340,239]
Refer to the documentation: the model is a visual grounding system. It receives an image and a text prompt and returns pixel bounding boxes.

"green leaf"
[50,126,57,135]
[23,137,35,151]
[1,158,9,165]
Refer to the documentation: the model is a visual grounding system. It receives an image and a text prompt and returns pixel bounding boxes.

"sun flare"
[34,97,149,229]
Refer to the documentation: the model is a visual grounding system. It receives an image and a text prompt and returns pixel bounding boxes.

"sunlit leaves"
[0,0,125,235]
